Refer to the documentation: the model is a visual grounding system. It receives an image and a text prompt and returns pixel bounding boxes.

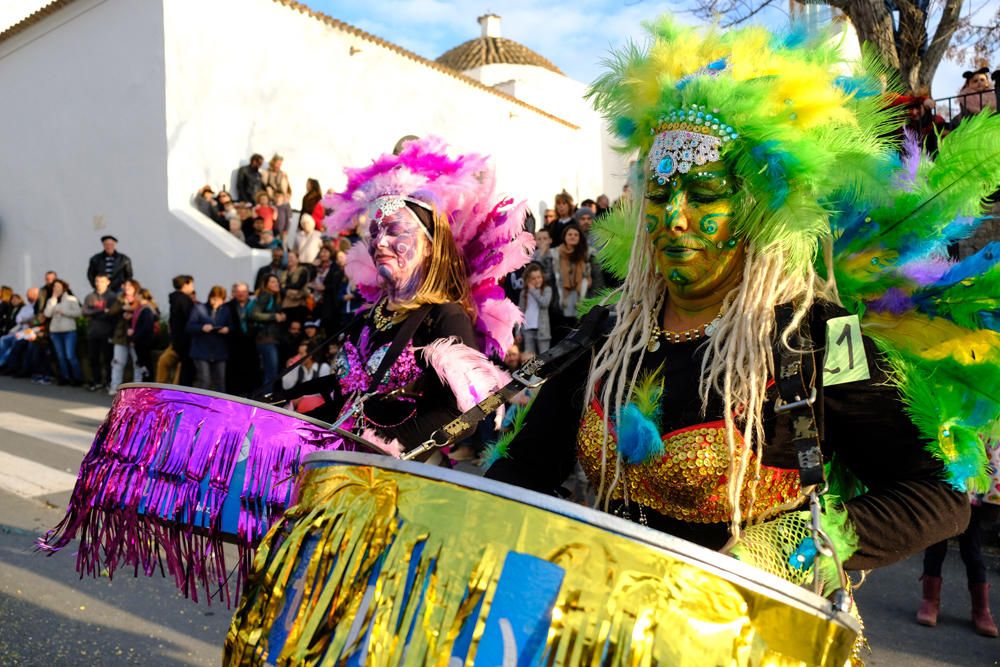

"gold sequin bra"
[577,402,802,524]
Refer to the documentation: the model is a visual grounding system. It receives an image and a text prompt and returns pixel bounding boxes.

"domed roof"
[436,15,563,75]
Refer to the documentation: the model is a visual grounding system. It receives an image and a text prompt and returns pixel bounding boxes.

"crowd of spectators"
[3,77,995,404]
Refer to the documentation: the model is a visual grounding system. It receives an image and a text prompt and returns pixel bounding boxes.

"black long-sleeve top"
[305,302,478,453]
[487,302,969,571]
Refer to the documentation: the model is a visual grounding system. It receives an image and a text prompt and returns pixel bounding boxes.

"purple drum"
[38,383,349,604]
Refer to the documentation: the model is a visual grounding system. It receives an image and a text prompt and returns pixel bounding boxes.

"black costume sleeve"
[371,303,480,451]
[485,349,591,492]
[823,333,970,570]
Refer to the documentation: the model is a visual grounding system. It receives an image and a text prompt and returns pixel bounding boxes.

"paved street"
[0,375,997,665]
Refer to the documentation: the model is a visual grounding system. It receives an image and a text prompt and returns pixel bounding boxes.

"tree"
[688,0,974,94]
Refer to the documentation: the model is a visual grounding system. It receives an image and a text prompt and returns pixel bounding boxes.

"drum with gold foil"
[226,451,859,666]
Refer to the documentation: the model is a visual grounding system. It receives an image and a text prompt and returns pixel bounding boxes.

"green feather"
[630,366,664,421]
[481,394,537,469]
[591,198,640,281]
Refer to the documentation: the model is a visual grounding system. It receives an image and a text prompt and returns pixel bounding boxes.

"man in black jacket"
[236,154,264,203]
[86,235,133,293]
[168,275,196,386]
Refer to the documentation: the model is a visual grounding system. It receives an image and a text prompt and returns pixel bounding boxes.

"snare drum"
[226,452,859,666]
[38,383,349,603]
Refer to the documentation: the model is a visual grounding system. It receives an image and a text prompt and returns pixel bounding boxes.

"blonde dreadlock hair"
[584,15,896,540]
[586,190,830,540]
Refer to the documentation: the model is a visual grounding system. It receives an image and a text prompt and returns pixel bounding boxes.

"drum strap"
[772,305,826,489]
[367,304,432,393]
[402,306,611,460]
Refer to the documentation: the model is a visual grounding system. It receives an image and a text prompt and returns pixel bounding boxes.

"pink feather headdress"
[322,136,534,357]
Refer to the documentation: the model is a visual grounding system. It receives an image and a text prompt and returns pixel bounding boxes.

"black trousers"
[87,336,112,385]
[923,502,989,584]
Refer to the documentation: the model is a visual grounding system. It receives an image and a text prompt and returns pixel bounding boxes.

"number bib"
[822,314,870,386]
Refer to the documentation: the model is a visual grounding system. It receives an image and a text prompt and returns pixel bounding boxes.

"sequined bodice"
[333,326,421,396]
[577,402,802,524]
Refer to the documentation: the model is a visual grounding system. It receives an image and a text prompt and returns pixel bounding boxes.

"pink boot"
[916,575,941,627]
[970,582,999,637]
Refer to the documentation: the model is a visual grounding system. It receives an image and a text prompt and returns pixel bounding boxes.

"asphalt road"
[0,375,997,665]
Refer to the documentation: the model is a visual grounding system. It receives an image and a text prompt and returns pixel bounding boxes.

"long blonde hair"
[391,205,475,321]
[586,184,829,541]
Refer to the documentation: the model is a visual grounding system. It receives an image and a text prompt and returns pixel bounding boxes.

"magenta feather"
[325,137,532,356]
[420,338,510,427]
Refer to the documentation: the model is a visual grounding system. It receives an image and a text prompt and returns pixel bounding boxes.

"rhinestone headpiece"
[647,106,739,184]
[370,195,434,239]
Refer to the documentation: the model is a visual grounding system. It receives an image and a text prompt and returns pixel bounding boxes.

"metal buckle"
[512,356,546,389]
[773,387,817,414]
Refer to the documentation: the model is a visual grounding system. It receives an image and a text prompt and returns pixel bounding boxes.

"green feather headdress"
[588,16,899,274]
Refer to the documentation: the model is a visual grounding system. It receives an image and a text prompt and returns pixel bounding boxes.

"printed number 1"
[825,323,854,374]
[836,323,854,370]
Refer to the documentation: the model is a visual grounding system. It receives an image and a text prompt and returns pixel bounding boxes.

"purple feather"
[868,287,914,314]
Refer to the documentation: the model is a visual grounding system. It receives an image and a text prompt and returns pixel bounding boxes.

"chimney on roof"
[478,14,501,38]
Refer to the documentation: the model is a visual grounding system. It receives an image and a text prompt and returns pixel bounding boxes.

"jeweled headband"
[370,195,434,239]
[647,105,739,184]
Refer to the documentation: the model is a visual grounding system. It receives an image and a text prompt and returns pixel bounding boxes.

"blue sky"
[303,0,996,99]
[0,0,994,97]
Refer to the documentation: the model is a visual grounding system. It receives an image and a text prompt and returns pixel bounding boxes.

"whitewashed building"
[0,0,629,304]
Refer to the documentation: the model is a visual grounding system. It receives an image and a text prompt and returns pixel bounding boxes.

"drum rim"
[303,450,860,633]
[117,382,337,430]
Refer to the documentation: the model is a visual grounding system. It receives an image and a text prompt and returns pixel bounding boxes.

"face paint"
[367,206,431,301]
[643,159,745,298]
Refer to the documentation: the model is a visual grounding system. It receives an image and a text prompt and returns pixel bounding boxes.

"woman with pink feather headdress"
[296,136,533,459]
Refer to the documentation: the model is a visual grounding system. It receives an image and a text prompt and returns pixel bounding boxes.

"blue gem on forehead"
[658,156,674,175]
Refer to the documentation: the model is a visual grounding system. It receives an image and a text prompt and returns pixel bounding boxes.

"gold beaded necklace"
[647,298,725,352]
[371,299,404,332]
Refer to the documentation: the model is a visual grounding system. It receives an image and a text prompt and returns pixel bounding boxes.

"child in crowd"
[254,192,276,231]
[273,192,292,238]
[518,263,552,354]
[281,341,331,391]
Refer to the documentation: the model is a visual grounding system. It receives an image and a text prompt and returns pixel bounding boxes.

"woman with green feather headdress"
[488,14,1000,624]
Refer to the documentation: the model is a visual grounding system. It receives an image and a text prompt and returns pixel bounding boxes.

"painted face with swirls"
[644,159,745,298]
[367,204,431,300]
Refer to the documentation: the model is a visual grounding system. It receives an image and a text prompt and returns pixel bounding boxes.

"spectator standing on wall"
[82,274,116,391]
[273,192,292,239]
[251,274,286,389]
[301,179,323,226]
[254,192,277,232]
[168,275,196,386]
[224,282,259,396]
[128,288,157,382]
[262,154,291,200]
[43,279,83,386]
[195,186,225,227]
[108,279,139,394]
[86,235,133,293]
[187,285,231,392]
[236,153,264,203]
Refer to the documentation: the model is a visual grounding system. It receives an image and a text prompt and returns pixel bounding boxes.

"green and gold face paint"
[643,160,745,297]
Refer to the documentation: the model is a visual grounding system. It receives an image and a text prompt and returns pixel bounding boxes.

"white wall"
[161,0,590,222]
[463,62,631,204]
[0,0,268,308]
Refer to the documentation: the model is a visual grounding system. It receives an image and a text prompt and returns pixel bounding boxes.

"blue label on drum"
[472,552,564,665]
